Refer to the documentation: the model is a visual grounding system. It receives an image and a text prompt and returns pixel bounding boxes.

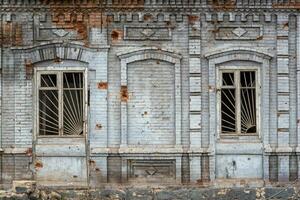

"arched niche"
[117,47,182,148]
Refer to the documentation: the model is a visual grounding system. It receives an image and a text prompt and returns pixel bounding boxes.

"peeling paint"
[34,160,43,170]
[111,30,123,43]
[25,59,33,80]
[188,15,199,25]
[25,148,33,157]
[121,85,129,102]
[97,82,108,90]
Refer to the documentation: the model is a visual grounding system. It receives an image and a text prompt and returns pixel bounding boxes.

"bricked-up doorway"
[34,65,88,187]
[127,59,175,145]
[118,48,182,148]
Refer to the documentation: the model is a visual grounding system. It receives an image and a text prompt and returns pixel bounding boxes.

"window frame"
[216,66,261,139]
[35,67,88,138]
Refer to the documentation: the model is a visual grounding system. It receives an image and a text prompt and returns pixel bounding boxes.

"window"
[38,71,85,136]
[219,69,259,135]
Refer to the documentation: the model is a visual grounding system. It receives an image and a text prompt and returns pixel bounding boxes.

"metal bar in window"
[236,71,241,134]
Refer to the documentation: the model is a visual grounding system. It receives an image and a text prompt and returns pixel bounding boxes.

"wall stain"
[121,86,129,102]
[98,82,108,90]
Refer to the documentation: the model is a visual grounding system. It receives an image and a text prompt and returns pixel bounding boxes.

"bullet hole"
[95,168,100,172]
[256,35,263,40]
[156,60,160,64]
[165,21,171,26]
[89,159,96,165]
[34,160,43,170]
[248,158,251,160]
[25,148,32,157]
[54,56,62,63]
[73,175,78,178]
[95,124,102,130]
[111,30,121,40]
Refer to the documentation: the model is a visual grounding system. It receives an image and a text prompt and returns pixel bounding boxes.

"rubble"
[0,186,299,200]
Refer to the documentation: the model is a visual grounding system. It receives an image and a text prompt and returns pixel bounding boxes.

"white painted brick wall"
[127,60,175,145]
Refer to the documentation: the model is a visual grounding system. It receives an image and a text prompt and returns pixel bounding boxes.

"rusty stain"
[156,60,160,64]
[95,168,100,172]
[240,179,246,185]
[25,148,33,157]
[111,30,123,43]
[34,160,43,170]
[89,159,96,165]
[273,3,300,9]
[143,14,153,21]
[211,28,220,34]
[97,82,108,89]
[25,59,33,80]
[188,15,199,25]
[95,124,102,130]
[210,0,236,11]
[73,175,78,178]
[121,85,129,102]
[1,21,23,47]
[51,12,88,44]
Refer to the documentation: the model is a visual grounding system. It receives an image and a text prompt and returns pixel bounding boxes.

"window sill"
[217,134,261,143]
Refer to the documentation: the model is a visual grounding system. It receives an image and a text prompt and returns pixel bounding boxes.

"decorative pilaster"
[188,14,202,151]
[276,14,291,152]
[297,15,300,178]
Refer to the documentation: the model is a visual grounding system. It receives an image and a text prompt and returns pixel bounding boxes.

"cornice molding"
[1,3,300,13]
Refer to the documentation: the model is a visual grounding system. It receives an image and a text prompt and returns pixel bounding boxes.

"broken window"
[38,71,84,136]
[220,70,258,135]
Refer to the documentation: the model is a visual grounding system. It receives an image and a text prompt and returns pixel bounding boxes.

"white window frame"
[216,66,261,138]
[35,67,88,138]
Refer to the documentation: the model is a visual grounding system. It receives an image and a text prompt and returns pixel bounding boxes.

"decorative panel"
[215,25,263,40]
[277,39,289,55]
[190,114,201,129]
[277,76,289,93]
[189,57,201,74]
[190,95,201,112]
[189,77,201,93]
[277,57,289,74]
[189,39,201,55]
[277,95,289,111]
[124,26,172,41]
[127,160,176,180]
[34,24,86,42]
[278,113,289,129]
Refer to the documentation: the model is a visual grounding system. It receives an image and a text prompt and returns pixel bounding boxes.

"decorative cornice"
[1,1,300,13]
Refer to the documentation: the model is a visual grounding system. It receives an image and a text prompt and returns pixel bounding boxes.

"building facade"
[0,0,300,189]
